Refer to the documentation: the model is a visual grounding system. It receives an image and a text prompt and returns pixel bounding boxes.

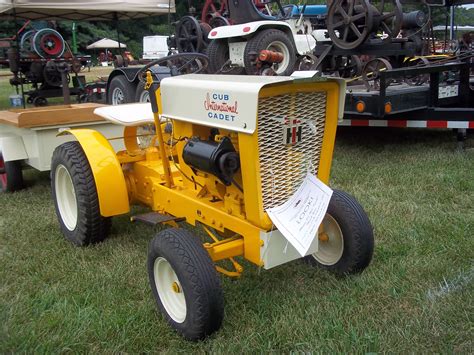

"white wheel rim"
[112,87,125,105]
[154,257,187,323]
[267,40,290,75]
[54,164,78,231]
[312,214,344,265]
[139,90,150,103]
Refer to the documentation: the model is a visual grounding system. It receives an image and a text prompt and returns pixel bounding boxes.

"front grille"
[257,91,327,210]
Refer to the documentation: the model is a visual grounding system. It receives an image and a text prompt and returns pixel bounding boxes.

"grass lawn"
[1,125,473,352]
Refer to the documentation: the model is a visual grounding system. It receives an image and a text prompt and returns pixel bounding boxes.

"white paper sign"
[266,173,333,257]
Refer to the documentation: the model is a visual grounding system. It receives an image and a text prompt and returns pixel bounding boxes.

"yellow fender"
[60,129,130,217]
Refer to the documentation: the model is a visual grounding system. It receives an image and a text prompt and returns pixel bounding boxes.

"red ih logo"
[283,118,302,145]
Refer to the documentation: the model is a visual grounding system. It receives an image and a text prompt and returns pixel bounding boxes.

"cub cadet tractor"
[51,70,374,340]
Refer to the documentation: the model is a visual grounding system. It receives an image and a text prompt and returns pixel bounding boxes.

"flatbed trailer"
[0,103,124,192]
[341,62,474,133]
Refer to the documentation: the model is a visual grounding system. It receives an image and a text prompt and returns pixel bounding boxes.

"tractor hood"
[160,74,345,134]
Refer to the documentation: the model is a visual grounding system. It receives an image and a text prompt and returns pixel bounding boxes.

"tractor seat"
[228,0,278,24]
[94,103,155,126]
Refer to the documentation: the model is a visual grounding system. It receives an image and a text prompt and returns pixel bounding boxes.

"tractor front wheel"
[147,228,224,341]
[243,29,296,76]
[305,189,374,275]
[51,141,111,246]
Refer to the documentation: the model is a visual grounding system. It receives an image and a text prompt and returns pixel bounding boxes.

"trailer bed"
[0,104,124,182]
[0,103,107,128]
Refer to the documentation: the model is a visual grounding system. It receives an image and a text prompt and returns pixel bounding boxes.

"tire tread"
[51,141,110,246]
[305,189,374,275]
[148,228,224,340]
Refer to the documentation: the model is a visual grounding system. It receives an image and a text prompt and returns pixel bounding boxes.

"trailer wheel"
[207,39,244,74]
[0,154,24,192]
[108,75,136,105]
[51,141,111,246]
[305,190,374,275]
[134,83,150,102]
[147,228,224,341]
[243,29,296,76]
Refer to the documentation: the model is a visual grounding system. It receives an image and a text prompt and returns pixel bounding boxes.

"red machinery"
[2,25,92,106]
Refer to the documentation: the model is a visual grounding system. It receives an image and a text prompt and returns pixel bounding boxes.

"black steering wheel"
[137,53,209,83]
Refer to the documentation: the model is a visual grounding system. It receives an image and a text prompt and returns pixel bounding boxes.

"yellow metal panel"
[62,129,130,217]
[152,182,263,265]
[238,132,272,230]
[316,82,340,184]
[205,238,244,262]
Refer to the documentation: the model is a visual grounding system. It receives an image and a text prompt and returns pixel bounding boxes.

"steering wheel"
[137,53,209,83]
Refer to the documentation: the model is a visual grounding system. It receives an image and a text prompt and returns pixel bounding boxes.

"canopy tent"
[426,0,474,5]
[0,0,175,20]
[433,25,474,31]
[448,0,474,4]
[87,38,127,49]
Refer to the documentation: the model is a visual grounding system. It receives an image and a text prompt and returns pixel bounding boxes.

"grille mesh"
[257,91,327,210]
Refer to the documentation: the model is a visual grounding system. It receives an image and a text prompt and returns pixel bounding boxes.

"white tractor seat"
[94,103,155,126]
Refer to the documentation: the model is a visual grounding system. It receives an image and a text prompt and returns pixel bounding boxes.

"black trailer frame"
[343,61,474,129]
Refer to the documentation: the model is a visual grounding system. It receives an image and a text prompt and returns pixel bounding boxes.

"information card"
[266,173,333,257]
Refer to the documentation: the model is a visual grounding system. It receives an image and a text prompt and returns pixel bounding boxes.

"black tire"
[0,154,24,192]
[33,96,48,107]
[243,29,296,76]
[107,75,137,105]
[147,228,224,341]
[207,39,245,74]
[305,189,374,275]
[51,141,111,246]
[134,83,150,103]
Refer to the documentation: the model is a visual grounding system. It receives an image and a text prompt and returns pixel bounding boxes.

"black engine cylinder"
[182,136,240,186]
[402,11,426,29]
[7,48,19,73]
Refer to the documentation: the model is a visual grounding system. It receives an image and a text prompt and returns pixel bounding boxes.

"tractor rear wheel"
[0,154,24,192]
[207,39,244,74]
[51,141,111,246]
[147,228,224,341]
[243,29,296,76]
[107,75,136,105]
[305,189,374,275]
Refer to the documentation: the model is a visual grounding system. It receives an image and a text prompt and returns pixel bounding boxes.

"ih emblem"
[283,118,302,145]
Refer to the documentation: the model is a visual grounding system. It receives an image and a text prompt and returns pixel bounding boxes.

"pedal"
[130,212,185,226]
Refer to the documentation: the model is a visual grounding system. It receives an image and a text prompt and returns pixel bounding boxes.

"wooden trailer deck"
[0,103,124,189]
[0,103,107,128]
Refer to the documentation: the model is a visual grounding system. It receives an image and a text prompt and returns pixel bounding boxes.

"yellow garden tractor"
[51,69,374,340]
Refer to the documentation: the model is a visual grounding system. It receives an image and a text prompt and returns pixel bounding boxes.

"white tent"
[433,25,474,31]
[0,0,175,20]
[87,38,127,49]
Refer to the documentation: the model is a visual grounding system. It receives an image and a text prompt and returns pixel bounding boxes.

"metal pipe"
[449,5,455,42]
[12,8,26,108]
[71,22,77,54]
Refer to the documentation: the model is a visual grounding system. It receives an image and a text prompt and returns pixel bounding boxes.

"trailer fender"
[0,136,28,162]
[209,20,294,40]
[59,128,129,217]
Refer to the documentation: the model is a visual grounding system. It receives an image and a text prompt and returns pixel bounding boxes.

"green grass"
[1,127,473,352]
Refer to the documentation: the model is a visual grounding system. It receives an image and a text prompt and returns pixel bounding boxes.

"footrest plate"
[131,212,185,226]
